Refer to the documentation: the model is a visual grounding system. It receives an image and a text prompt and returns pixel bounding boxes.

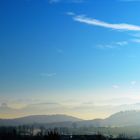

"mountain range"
[0,110,140,127]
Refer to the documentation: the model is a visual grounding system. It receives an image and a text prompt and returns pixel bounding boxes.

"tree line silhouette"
[0,126,131,140]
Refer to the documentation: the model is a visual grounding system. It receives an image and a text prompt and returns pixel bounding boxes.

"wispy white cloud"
[49,0,60,4]
[72,15,140,31]
[131,81,137,85]
[70,0,85,3]
[40,73,56,77]
[66,12,75,16]
[96,41,128,49]
[49,0,85,4]
[131,38,140,43]
[112,85,120,89]
[56,48,64,53]
[119,0,140,2]
[130,33,140,43]
[116,41,128,46]
[131,33,140,37]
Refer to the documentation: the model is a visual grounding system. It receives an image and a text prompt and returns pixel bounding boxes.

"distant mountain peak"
[108,110,140,118]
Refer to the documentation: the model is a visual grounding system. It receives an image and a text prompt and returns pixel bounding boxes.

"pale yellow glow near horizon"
[1,88,140,120]
[0,112,112,120]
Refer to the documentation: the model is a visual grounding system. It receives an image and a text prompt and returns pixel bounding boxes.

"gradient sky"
[1,0,140,119]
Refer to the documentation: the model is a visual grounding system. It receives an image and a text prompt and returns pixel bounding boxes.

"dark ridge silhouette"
[1,110,140,127]
[0,114,82,126]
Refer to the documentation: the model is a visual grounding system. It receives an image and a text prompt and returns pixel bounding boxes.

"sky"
[1,0,140,119]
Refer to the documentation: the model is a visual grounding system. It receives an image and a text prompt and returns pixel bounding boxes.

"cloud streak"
[97,41,128,49]
[112,85,120,89]
[40,73,56,77]
[73,15,140,31]
[49,0,85,4]
[120,0,140,2]
[131,38,140,43]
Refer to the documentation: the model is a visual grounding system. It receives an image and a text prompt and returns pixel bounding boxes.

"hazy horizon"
[1,0,140,120]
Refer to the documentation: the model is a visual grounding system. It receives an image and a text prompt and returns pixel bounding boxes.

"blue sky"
[1,0,140,119]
